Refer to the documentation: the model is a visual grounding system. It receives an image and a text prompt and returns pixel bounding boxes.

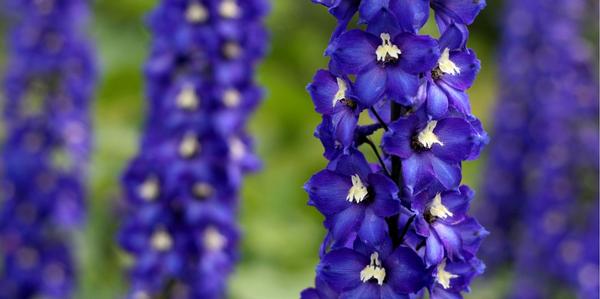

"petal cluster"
[303,1,488,298]
[117,0,268,298]
[0,0,96,298]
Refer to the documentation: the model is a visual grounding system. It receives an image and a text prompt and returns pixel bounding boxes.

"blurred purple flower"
[118,0,268,298]
[477,0,599,297]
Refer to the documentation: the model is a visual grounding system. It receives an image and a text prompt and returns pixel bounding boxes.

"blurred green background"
[2,1,507,298]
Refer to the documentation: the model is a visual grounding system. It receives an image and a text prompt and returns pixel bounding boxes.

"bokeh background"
[0,1,596,298]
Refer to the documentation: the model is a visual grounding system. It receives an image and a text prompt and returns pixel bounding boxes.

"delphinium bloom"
[0,0,96,298]
[302,1,488,298]
[118,1,268,298]
[477,0,599,297]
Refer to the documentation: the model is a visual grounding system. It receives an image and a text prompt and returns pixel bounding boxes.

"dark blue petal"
[431,0,486,26]
[396,33,440,74]
[358,210,389,247]
[308,69,341,115]
[387,65,420,102]
[355,65,387,106]
[429,155,461,189]
[427,81,450,118]
[368,173,400,217]
[431,117,474,163]
[331,204,366,241]
[305,170,352,215]
[439,50,480,91]
[318,248,367,291]
[358,0,388,23]
[425,234,445,266]
[385,247,428,294]
[332,30,378,74]
[390,0,430,33]
[340,283,381,299]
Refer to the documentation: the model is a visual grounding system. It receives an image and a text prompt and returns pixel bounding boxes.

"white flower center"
[438,48,460,76]
[360,252,386,285]
[333,78,347,107]
[436,260,458,289]
[223,42,242,59]
[223,88,241,108]
[230,138,245,160]
[176,85,199,110]
[376,33,402,63]
[417,120,444,149]
[219,0,240,19]
[151,228,173,252]
[346,174,368,203]
[193,182,214,198]
[138,176,159,201]
[186,2,208,23]
[133,291,151,299]
[203,226,227,251]
[179,132,200,158]
[428,193,453,219]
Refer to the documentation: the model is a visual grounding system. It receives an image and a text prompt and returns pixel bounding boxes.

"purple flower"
[331,30,439,106]
[308,70,359,147]
[420,24,480,118]
[316,241,428,298]
[382,112,482,196]
[306,151,399,246]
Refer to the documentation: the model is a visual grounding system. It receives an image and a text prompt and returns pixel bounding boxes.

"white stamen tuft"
[176,85,199,110]
[376,33,402,62]
[223,88,241,108]
[151,228,173,252]
[437,260,459,289]
[333,78,348,107]
[223,42,242,59]
[417,120,444,149]
[193,182,214,198]
[360,252,386,285]
[203,226,227,251]
[186,2,208,23]
[138,176,160,201]
[346,174,368,203]
[438,48,461,76]
[133,291,151,299]
[179,132,200,158]
[219,0,241,19]
[429,193,454,219]
[230,138,245,160]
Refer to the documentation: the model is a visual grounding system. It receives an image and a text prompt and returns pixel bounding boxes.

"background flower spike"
[117,0,269,298]
[0,0,97,298]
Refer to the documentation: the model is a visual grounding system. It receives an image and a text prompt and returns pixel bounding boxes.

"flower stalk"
[302,1,489,298]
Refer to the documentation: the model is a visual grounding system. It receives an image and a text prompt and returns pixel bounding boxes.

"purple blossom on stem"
[118,0,268,298]
[303,1,487,298]
[0,0,96,298]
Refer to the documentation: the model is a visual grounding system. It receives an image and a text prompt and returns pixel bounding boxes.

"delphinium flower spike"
[302,1,488,298]
[118,1,268,298]
[0,0,96,298]
[478,0,599,296]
